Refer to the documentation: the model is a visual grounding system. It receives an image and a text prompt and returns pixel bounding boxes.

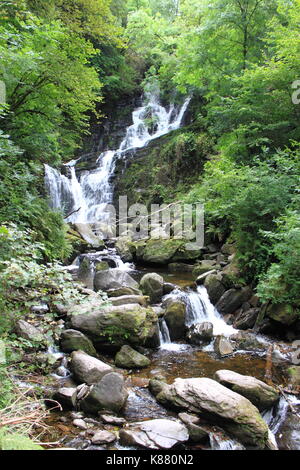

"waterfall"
[159,319,171,346]
[45,93,191,224]
[165,285,236,338]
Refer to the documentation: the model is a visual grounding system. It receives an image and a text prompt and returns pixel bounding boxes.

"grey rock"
[55,387,77,409]
[164,300,186,341]
[115,345,150,369]
[80,372,128,414]
[15,320,44,343]
[215,370,279,410]
[91,430,116,445]
[178,413,209,442]
[140,273,164,304]
[94,269,138,293]
[60,330,97,356]
[73,419,88,430]
[216,287,252,315]
[186,322,213,346]
[214,336,234,357]
[70,350,112,385]
[119,419,189,450]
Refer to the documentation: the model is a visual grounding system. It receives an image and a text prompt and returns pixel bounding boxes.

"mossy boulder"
[204,273,226,305]
[130,239,201,265]
[115,345,150,369]
[60,329,97,356]
[69,300,159,350]
[140,273,164,304]
[193,261,217,278]
[165,300,187,341]
[115,237,133,262]
[266,303,299,326]
[95,261,110,272]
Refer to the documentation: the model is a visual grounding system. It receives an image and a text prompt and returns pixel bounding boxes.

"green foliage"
[257,209,300,305]
[0,428,43,450]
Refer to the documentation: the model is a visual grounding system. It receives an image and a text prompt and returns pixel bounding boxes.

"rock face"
[15,320,44,343]
[60,330,97,356]
[154,377,269,448]
[164,300,187,341]
[214,336,234,357]
[69,300,159,349]
[70,350,113,385]
[140,273,164,304]
[266,303,299,326]
[178,413,209,442]
[204,274,226,305]
[94,269,139,293]
[214,370,279,410]
[216,287,252,315]
[119,419,189,450]
[233,309,259,330]
[131,239,200,265]
[80,372,127,414]
[186,322,213,346]
[115,345,150,369]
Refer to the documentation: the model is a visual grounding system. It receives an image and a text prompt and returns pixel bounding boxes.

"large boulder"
[214,336,234,357]
[119,419,189,450]
[233,309,259,330]
[131,239,200,265]
[215,370,279,410]
[216,287,252,315]
[15,320,44,344]
[109,295,148,307]
[154,377,269,448]
[80,372,127,414]
[115,345,150,369]
[60,330,97,356]
[94,269,139,293]
[164,300,187,341]
[266,303,299,326]
[70,350,113,385]
[140,273,164,304]
[115,237,133,262]
[204,274,226,305]
[186,322,213,346]
[69,300,159,350]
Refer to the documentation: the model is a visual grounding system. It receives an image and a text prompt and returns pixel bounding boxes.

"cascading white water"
[159,319,171,346]
[45,93,191,224]
[164,285,236,338]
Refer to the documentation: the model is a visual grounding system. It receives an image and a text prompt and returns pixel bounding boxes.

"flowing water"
[42,91,300,451]
[45,93,191,225]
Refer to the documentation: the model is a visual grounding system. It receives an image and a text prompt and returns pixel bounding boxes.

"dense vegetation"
[0,0,299,447]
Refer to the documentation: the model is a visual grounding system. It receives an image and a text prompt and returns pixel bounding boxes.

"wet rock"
[80,372,128,414]
[69,301,158,350]
[115,345,150,369]
[70,350,113,385]
[233,309,259,330]
[214,336,234,357]
[140,273,164,304]
[94,269,139,293]
[60,330,97,356]
[15,320,44,344]
[193,261,216,279]
[215,370,279,410]
[91,430,116,445]
[119,419,189,450]
[164,300,187,341]
[203,274,226,304]
[216,287,252,315]
[178,413,209,442]
[154,377,269,448]
[149,378,168,397]
[115,237,133,262]
[73,419,87,430]
[186,322,213,346]
[110,295,148,307]
[78,257,94,290]
[230,331,268,352]
[277,412,300,450]
[168,263,194,273]
[99,415,126,426]
[95,261,110,272]
[55,387,77,409]
[266,303,299,326]
[196,269,217,284]
[163,283,177,295]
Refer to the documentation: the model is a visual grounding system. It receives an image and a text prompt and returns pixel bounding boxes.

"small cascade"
[209,433,245,450]
[164,285,236,338]
[159,319,171,346]
[45,93,191,225]
[263,394,300,436]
